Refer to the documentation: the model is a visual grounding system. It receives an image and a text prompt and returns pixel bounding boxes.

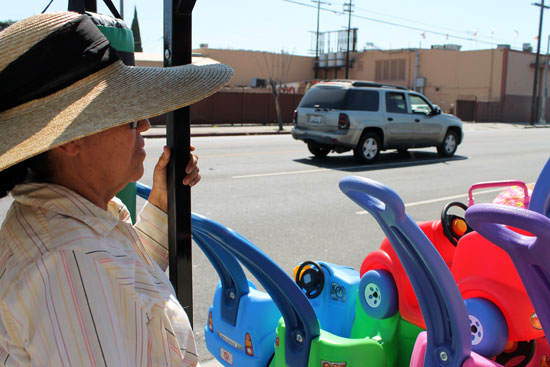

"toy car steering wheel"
[441,201,471,246]
[295,261,325,299]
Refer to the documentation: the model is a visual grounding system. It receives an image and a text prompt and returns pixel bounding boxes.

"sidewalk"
[143,121,549,139]
[144,123,293,138]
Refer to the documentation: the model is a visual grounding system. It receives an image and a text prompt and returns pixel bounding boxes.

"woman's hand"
[148,145,201,212]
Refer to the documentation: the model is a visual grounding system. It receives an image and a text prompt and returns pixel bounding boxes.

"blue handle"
[136,181,151,200]
[136,182,250,326]
[339,176,471,367]
[529,157,550,217]
[466,203,550,346]
[192,213,320,367]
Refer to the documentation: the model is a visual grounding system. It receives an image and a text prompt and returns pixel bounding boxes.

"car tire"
[358,269,398,319]
[466,298,509,358]
[354,132,380,163]
[437,130,458,157]
[307,142,331,158]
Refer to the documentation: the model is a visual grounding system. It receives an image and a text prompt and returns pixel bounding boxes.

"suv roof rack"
[350,81,409,90]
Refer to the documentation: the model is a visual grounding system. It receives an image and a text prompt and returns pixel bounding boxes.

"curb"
[144,129,292,139]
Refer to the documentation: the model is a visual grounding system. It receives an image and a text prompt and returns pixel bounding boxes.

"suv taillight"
[338,113,350,130]
[293,110,298,126]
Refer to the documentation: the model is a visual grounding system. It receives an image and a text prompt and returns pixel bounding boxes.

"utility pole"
[530,0,549,125]
[541,34,550,123]
[311,0,330,79]
[120,0,124,19]
[344,0,353,79]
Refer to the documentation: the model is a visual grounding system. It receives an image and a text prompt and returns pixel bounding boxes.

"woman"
[0,11,232,366]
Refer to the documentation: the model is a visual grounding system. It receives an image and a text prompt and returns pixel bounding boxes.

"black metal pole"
[164,0,196,325]
[531,0,547,125]
[68,0,96,12]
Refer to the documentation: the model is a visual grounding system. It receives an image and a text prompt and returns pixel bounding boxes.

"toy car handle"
[136,182,250,327]
[192,213,320,367]
[465,203,550,346]
[468,180,529,207]
[529,157,550,217]
[339,176,471,367]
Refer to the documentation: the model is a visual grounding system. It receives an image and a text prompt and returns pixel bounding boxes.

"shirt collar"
[11,183,131,235]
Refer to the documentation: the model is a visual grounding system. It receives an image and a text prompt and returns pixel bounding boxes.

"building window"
[375,59,406,81]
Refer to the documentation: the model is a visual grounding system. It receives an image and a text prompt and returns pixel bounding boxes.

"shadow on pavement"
[294,150,468,172]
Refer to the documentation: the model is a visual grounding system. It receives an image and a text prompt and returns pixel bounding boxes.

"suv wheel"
[354,132,380,163]
[437,130,458,157]
[307,142,331,158]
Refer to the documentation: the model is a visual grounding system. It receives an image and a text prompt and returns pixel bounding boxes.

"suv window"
[342,90,379,111]
[385,92,408,114]
[410,94,433,115]
[298,87,347,109]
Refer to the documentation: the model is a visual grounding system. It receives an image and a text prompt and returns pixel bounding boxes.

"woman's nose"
[137,119,151,132]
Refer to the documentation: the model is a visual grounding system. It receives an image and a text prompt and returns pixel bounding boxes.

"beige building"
[136,45,544,122]
[192,46,316,87]
[345,46,540,121]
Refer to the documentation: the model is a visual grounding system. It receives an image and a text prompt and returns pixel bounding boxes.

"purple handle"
[465,204,550,346]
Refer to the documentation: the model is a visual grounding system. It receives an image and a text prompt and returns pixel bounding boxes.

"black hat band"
[0,15,120,113]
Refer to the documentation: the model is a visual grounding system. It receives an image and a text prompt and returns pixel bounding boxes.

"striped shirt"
[0,183,198,366]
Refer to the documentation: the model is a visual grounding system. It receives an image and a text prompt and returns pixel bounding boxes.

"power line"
[282,0,511,48]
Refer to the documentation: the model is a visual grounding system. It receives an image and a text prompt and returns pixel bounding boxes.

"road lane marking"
[232,158,461,179]
[355,185,534,214]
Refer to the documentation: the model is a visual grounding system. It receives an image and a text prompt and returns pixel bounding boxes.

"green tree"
[131,6,142,52]
[257,50,294,131]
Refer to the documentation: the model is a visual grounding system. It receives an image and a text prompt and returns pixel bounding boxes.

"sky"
[2,0,550,57]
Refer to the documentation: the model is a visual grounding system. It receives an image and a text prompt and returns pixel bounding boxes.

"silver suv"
[291,81,464,163]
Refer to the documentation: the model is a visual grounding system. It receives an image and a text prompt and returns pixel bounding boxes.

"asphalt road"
[1,123,549,364]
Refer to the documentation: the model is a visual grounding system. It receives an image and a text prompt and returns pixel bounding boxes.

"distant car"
[291,81,464,163]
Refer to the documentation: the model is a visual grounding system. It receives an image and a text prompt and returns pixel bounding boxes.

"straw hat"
[0,11,233,171]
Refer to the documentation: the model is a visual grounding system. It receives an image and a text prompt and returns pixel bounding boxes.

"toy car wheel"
[358,269,398,319]
[466,298,509,358]
[354,132,380,163]
[437,130,458,157]
[307,142,331,158]
[495,340,536,367]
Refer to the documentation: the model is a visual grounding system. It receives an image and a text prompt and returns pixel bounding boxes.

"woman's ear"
[52,140,81,157]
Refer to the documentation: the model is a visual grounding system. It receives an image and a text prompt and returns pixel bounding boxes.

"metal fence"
[151,91,304,125]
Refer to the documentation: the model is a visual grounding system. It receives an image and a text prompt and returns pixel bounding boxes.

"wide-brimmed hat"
[0,11,233,171]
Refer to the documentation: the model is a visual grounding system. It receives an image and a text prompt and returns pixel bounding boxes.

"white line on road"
[232,158,460,179]
[355,185,533,214]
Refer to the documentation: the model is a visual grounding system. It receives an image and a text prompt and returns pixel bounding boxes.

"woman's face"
[78,119,150,195]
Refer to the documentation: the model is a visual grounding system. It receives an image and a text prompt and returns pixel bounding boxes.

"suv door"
[383,91,413,147]
[408,93,443,145]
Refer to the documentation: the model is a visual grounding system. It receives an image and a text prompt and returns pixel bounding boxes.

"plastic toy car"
[356,176,548,361]
[465,202,550,366]
[192,212,386,367]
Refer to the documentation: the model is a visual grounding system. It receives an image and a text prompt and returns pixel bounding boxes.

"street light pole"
[344,0,353,79]
[312,0,330,79]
